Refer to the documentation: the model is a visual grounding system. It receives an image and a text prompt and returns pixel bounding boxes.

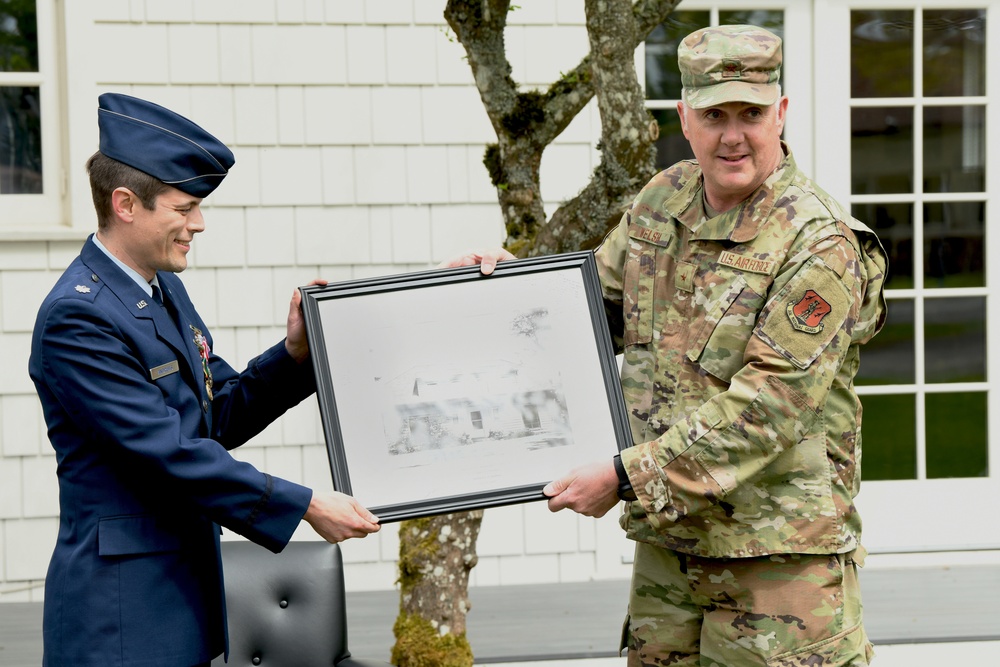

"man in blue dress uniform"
[29,93,380,667]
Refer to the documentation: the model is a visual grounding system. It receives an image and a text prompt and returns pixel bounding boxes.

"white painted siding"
[0,0,619,601]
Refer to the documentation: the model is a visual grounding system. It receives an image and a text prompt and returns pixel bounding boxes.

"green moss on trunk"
[391,612,473,667]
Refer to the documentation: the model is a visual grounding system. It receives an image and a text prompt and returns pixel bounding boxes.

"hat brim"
[683,81,780,109]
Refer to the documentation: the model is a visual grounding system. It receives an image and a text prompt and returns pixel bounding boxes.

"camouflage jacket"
[598,145,887,558]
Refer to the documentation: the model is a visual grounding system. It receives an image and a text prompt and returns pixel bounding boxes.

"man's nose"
[721,119,745,144]
[189,208,206,232]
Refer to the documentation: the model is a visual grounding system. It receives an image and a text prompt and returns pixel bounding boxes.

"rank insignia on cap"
[721,59,742,79]
[786,290,831,334]
[75,285,91,294]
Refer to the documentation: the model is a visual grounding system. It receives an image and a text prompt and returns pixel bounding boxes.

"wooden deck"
[2,564,997,666]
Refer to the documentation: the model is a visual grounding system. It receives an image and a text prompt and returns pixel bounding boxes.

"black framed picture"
[300,251,632,522]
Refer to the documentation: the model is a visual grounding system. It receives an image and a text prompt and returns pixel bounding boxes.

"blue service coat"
[28,236,316,666]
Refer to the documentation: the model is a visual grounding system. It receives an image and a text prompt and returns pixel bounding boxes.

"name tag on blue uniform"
[150,360,180,381]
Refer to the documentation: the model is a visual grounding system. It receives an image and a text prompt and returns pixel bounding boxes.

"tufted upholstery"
[212,540,393,667]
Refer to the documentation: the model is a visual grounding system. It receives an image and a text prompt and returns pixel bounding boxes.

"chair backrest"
[215,540,352,666]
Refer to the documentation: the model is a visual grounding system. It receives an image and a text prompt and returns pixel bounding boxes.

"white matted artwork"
[300,251,631,521]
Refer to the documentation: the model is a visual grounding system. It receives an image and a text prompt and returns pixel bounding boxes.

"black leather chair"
[213,540,393,666]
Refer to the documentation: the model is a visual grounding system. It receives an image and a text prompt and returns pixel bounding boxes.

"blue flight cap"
[97,93,235,197]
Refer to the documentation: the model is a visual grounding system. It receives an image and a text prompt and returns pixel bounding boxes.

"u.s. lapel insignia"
[137,300,149,309]
[74,285,91,293]
[189,325,214,400]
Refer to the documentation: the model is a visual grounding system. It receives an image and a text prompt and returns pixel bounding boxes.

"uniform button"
[252,656,261,665]
[91,274,98,282]
[279,599,288,608]
[202,400,209,412]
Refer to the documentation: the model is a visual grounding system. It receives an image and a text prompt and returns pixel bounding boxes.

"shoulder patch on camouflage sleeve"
[757,256,852,369]
[786,290,832,333]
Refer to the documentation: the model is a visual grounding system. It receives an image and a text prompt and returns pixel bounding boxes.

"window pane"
[645,11,709,101]
[650,107,693,170]
[926,392,987,479]
[860,394,917,480]
[0,0,38,72]
[0,85,42,194]
[852,202,913,289]
[923,106,985,193]
[923,10,985,97]
[851,10,914,98]
[851,107,914,194]
[924,201,985,288]
[924,297,985,383]
[719,10,784,34]
[856,298,915,386]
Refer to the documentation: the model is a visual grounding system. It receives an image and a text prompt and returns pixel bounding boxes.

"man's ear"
[676,101,690,139]
[776,96,789,134]
[111,187,137,223]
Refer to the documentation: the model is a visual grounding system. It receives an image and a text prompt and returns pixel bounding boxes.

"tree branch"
[445,0,518,137]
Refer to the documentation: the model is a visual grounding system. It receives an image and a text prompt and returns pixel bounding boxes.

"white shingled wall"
[0,0,629,602]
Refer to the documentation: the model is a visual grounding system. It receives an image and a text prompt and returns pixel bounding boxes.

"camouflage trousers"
[622,542,875,666]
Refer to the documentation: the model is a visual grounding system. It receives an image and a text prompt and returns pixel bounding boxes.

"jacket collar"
[664,141,797,243]
[81,237,156,315]
[80,236,189,351]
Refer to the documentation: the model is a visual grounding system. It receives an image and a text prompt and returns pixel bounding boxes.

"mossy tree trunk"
[392,2,682,665]
[391,513,483,667]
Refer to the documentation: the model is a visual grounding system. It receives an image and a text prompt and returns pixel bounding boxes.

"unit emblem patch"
[786,290,832,334]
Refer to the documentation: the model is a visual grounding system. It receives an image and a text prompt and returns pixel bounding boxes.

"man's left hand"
[438,248,517,274]
[543,460,620,518]
[285,279,327,362]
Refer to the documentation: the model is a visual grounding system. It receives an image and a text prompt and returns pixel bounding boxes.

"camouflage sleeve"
[620,226,877,523]
[595,215,630,353]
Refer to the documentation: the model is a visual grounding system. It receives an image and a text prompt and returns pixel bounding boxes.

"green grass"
[861,394,917,480]
[925,392,988,478]
[860,392,987,480]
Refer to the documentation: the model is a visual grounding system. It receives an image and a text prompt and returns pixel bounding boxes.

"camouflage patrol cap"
[679,24,782,109]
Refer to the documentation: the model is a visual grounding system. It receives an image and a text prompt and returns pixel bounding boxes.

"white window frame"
[637,0,1000,554]
[815,0,1000,553]
[0,0,64,231]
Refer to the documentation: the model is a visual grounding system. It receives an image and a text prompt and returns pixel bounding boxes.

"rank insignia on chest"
[786,290,832,333]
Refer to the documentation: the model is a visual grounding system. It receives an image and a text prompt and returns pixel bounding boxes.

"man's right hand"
[543,460,620,518]
[303,491,381,543]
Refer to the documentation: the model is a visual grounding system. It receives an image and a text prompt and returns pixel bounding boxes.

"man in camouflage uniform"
[540,24,888,666]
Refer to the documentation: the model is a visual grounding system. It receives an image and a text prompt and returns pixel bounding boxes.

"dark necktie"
[152,284,180,329]
[151,284,164,307]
